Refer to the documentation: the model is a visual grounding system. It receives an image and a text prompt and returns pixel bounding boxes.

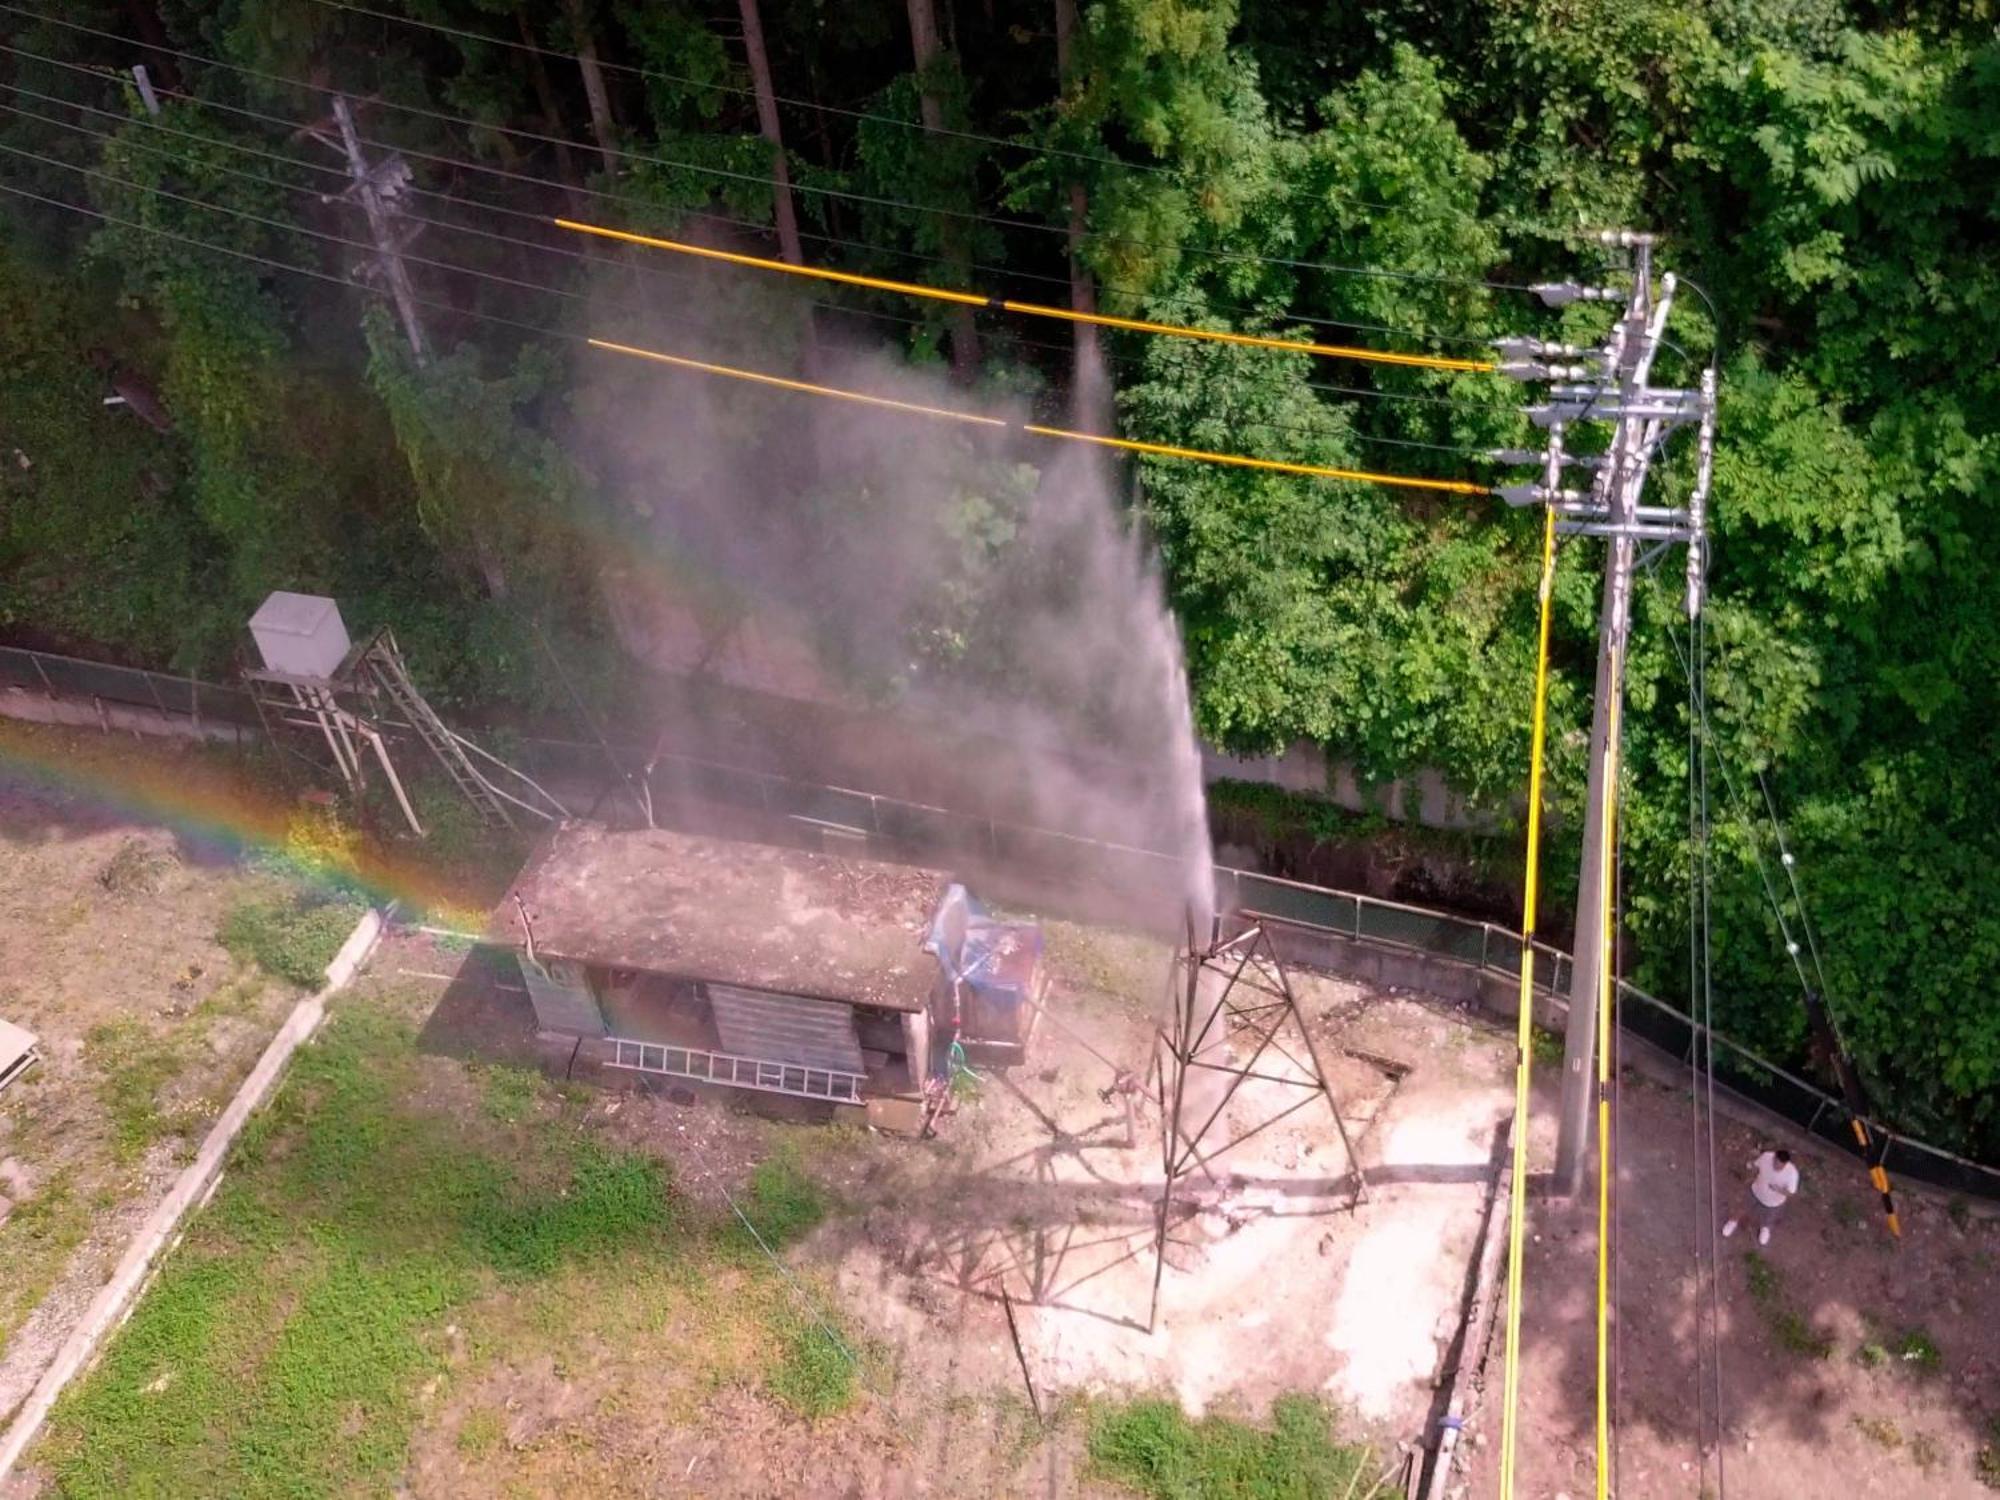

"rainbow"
[0,715,482,920]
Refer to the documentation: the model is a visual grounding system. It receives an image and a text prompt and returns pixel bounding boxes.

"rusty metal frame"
[1148,916,1367,1331]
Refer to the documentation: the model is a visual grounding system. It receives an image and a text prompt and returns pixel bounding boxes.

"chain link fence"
[7,640,1998,1203]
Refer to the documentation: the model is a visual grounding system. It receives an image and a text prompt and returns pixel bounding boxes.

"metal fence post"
[143,670,172,723]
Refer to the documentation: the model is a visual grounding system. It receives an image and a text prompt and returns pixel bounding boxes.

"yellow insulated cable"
[1022,425,1493,496]
[558,217,1495,374]
[557,219,990,306]
[1595,662,1623,1500]
[587,336,1492,497]
[587,338,1006,425]
[1498,503,1559,1500]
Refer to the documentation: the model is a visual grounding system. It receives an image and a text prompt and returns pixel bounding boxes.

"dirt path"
[1457,1070,2000,1499]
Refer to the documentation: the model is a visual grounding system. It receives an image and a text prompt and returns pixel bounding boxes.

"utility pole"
[1516,233,1713,1198]
[326,96,428,364]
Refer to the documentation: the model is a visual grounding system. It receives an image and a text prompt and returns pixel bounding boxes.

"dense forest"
[0,0,1995,1157]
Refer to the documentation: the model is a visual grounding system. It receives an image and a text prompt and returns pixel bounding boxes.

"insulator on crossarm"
[1532,283,1621,308]
[1493,337,1595,361]
[1497,360,1594,382]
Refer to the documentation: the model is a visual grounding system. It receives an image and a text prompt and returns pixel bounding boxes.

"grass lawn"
[1086,1395,1384,1500]
[34,993,856,1499]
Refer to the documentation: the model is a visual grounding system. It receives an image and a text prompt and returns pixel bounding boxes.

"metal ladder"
[360,631,566,830]
[606,1037,864,1103]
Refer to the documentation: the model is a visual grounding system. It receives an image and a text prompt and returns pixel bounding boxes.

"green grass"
[765,1316,857,1420]
[84,1020,188,1161]
[478,1063,542,1123]
[1743,1252,1834,1360]
[1087,1394,1378,1500]
[1856,1320,1943,1377]
[220,894,367,988]
[731,1148,829,1251]
[39,1005,860,1497]
[456,1406,504,1456]
[0,1169,92,1346]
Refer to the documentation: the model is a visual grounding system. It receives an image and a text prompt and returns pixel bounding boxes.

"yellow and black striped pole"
[1803,990,1901,1239]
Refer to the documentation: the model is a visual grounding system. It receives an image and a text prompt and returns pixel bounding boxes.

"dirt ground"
[0,726,305,1427]
[1455,1066,2000,1500]
[390,912,1516,1491]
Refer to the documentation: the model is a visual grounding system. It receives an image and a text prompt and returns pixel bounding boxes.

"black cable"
[0,91,945,336]
[302,0,1194,185]
[0,136,591,304]
[0,87,1517,463]
[0,9,1547,298]
[0,178,1495,491]
[0,178,666,351]
[2,45,1504,350]
[1757,767,1839,1022]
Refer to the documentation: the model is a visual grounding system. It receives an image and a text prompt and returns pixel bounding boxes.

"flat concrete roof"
[492,825,943,1013]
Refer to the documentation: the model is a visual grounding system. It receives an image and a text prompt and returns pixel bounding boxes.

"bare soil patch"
[0,724,307,1427]
[387,913,1514,1494]
[1456,1068,2000,1499]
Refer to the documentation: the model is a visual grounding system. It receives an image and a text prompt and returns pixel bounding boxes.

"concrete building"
[493,825,968,1115]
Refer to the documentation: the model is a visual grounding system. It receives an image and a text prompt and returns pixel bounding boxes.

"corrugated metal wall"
[707,984,866,1074]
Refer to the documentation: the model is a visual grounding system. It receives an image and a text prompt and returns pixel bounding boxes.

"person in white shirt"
[1722,1148,1800,1246]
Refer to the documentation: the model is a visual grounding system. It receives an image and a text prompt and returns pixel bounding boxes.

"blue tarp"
[922,884,1043,1059]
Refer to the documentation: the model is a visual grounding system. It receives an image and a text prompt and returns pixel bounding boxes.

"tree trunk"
[1053,0,1105,428]
[519,8,584,200]
[474,536,511,601]
[564,0,619,175]
[736,0,804,268]
[906,0,982,379]
[123,0,181,91]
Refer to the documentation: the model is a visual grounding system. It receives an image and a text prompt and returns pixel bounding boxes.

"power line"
[0,38,1508,353]
[588,337,1492,493]
[0,177,731,361]
[301,0,1189,184]
[2,98,1509,472]
[0,178,1495,496]
[0,89,943,337]
[0,136,589,305]
[562,217,1497,372]
[0,95,1506,464]
[0,5,1545,297]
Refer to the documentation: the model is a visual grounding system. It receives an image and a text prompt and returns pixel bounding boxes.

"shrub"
[220,895,366,988]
